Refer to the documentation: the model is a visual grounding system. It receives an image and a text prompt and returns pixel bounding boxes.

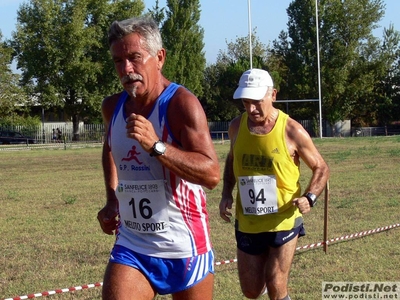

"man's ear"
[157,48,166,70]
[271,88,278,102]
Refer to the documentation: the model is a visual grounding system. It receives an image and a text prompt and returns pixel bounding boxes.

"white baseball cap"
[233,69,274,100]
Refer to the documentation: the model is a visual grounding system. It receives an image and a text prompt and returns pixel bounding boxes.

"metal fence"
[351,126,400,137]
[1,122,399,146]
[1,124,105,144]
[2,122,231,144]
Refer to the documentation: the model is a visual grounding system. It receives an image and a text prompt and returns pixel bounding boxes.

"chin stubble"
[121,73,143,97]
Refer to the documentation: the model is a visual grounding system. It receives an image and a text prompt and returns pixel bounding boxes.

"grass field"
[1,136,399,300]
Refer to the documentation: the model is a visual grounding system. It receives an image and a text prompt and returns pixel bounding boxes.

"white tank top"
[108,83,212,258]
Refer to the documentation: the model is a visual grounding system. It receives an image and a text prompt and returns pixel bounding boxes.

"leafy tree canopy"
[11,0,145,137]
[0,31,28,117]
[159,0,206,97]
[272,0,400,126]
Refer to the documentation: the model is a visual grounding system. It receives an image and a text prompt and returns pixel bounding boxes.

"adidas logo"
[272,148,280,154]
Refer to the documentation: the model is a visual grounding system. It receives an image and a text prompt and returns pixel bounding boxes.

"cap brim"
[233,87,268,100]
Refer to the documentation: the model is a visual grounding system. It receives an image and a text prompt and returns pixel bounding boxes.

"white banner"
[322,282,400,299]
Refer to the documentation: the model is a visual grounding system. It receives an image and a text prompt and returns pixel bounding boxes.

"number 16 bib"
[116,179,169,233]
[238,175,278,215]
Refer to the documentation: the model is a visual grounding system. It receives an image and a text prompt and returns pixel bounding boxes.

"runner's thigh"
[265,236,298,280]
[102,262,156,300]
[237,248,268,293]
[172,273,214,300]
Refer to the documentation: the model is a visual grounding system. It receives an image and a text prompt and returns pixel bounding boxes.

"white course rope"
[4,223,399,300]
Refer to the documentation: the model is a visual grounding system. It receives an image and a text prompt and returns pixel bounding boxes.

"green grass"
[1,137,399,300]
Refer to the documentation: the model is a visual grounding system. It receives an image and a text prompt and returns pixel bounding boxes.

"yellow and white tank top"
[108,83,212,258]
[233,110,302,233]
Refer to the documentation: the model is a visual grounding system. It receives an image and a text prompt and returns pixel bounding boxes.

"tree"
[319,0,385,126]
[147,0,165,25]
[201,61,241,121]
[272,0,389,127]
[200,32,272,121]
[0,31,27,118]
[11,0,145,140]
[367,25,400,126]
[160,0,205,97]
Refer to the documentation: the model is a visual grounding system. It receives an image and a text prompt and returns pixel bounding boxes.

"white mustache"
[122,74,143,84]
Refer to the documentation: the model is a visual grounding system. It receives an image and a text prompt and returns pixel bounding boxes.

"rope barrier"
[3,223,399,300]
[3,283,103,300]
[214,258,237,266]
[295,223,400,251]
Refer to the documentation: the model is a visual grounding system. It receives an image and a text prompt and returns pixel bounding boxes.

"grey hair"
[108,16,163,57]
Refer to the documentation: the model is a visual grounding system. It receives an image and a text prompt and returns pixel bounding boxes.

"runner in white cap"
[220,68,330,299]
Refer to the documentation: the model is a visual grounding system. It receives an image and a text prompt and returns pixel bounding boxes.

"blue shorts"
[109,245,215,295]
[235,224,306,255]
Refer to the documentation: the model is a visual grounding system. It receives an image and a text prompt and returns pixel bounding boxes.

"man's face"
[110,33,161,97]
[241,89,277,123]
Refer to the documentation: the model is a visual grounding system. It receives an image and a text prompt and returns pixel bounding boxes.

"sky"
[1,0,400,65]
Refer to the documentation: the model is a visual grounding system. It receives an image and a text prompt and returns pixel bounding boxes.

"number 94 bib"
[116,179,169,233]
[238,175,278,215]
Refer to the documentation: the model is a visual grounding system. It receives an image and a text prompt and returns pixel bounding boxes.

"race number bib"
[116,179,169,233]
[238,175,278,215]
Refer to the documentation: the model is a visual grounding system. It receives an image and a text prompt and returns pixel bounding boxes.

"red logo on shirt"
[122,146,143,165]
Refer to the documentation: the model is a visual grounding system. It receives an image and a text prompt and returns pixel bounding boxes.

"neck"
[125,77,170,115]
[247,109,279,135]
[266,109,278,124]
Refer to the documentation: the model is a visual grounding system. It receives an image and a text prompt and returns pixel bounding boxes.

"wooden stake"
[323,180,329,253]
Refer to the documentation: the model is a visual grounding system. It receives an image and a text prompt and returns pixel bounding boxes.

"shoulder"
[227,114,243,145]
[167,85,205,122]
[285,116,315,152]
[286,117,310,139]
[229,115,242,132]
[165,85,209,140]
[102,92,123,111]
[170,86,200,108]
[101,92,124,124]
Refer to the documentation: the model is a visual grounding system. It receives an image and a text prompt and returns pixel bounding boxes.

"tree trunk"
[72,114,80,141]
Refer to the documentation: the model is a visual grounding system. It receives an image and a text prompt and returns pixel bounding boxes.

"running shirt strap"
[109,245,215,295]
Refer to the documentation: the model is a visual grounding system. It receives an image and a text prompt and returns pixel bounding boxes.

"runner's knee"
[241,288,263,299]
[265,276,288,299]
